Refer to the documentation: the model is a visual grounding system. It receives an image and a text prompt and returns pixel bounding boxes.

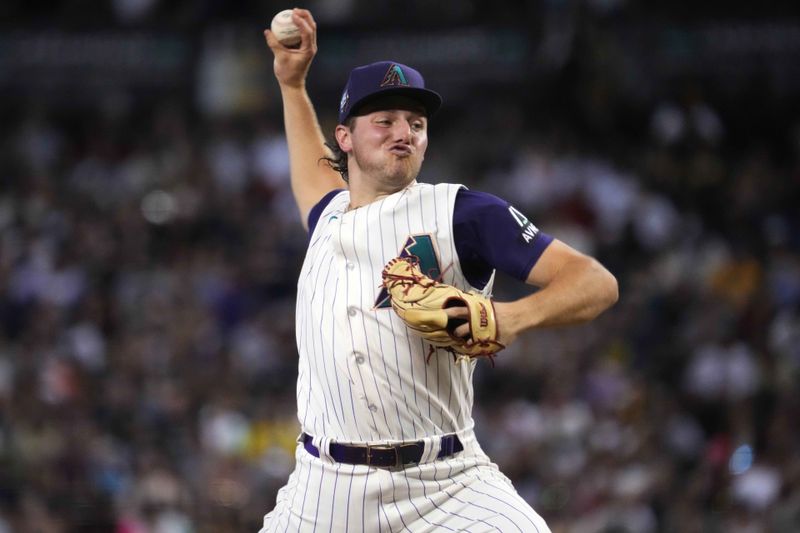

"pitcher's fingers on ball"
[291,10,317,50]
[292,8,317,28]
[263,29,279,49]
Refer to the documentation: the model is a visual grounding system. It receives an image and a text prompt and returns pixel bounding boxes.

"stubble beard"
[353,149,422,189]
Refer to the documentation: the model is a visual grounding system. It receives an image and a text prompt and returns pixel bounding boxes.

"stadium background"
[1,1,799,531]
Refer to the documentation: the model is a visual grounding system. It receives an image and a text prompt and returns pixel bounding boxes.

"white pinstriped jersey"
[261,181,552,532]
[296,181,489,444]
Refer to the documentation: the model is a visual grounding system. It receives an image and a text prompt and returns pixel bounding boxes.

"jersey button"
[346,262,355,270]
[368,404,378,412]
[355,355,365,365]
[348,306,357,316]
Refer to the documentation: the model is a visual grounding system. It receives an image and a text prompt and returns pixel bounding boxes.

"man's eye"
[412,122,424,131]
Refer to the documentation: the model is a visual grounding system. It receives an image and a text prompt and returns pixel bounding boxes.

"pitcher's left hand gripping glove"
[381,256,505,363]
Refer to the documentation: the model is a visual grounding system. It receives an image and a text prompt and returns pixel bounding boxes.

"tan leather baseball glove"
[381,256,504,363]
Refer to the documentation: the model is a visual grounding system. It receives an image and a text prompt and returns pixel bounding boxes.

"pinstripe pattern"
[260,182,550,532]
[297,182,481,443]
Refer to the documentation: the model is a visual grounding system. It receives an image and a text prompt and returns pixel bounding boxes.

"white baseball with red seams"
[270,9,301,47]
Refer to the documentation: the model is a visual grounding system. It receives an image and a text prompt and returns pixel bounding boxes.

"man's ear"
[335,124,352,153]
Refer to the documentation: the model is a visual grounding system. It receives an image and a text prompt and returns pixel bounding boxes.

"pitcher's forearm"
[498,256,618,338]
[280,85,346,223]
[281,85,331,179]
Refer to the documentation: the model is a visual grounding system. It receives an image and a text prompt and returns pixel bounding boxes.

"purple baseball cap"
[337,61,442,124]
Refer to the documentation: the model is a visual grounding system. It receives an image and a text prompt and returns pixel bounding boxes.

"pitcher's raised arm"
[264,8,346,229]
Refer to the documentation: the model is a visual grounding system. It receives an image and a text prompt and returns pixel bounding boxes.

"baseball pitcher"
[259,9,618,532]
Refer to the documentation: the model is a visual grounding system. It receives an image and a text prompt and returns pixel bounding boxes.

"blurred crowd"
[2,2,800,533]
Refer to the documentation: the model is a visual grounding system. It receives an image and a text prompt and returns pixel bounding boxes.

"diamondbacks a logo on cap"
[339,90,349,114]
[380,64,408,87]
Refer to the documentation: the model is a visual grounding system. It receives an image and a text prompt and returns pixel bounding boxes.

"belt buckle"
[365,443,403,470]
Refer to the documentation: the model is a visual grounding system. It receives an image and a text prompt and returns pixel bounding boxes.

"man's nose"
[392,121,412,142]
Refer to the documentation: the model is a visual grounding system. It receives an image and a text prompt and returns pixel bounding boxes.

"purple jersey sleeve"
[453,189,553,289]
[307,189,345,237]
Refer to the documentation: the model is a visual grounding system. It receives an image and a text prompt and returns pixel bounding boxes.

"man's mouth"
[388,144,412,156]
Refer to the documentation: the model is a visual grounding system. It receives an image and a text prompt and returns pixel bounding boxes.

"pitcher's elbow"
[590,260,618,314]
[600,269,619,311]
[607,272,619,308]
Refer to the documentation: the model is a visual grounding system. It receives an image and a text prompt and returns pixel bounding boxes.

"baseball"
[271,9,301,48]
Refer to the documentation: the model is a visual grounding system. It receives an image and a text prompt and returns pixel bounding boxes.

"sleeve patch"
[508,206,541,245]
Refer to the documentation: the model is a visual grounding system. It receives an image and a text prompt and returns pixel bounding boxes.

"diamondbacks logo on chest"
[374,234,441,309]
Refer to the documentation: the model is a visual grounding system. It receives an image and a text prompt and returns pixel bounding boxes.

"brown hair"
[320,117,355,183]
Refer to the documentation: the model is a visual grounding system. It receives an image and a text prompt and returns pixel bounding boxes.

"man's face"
[339,96,429,188]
